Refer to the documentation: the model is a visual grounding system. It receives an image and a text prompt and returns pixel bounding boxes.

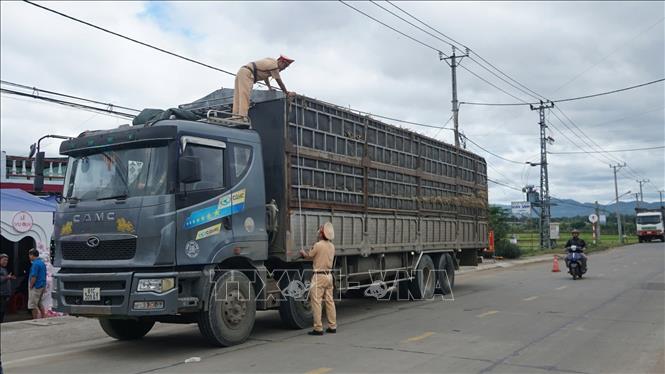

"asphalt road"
[2,242,664,374]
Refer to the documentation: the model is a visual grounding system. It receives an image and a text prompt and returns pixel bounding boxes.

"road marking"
[555,285,567,290]
[305,368,332,374]
[476,310,499,318]
[523,296,539,301]
[404,331,435,342]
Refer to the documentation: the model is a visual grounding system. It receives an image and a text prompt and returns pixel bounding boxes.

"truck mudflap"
[53,271,180,317]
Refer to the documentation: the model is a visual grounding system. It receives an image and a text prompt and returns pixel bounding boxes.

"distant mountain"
[495,199,663,218]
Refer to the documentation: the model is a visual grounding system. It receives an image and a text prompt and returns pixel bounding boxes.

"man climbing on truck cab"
[300,222,337,336]
[232,55,296,122]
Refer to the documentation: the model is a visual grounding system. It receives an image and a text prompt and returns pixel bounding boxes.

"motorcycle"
[565,245,587,280]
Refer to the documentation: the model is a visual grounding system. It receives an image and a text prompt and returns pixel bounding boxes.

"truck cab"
[636,209,665,242]
[51,119,270,346]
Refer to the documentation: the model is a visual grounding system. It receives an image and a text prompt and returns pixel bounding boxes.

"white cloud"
[1,1,663,203]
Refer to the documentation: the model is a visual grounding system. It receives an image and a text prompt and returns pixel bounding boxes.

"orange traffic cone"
[551,255,561,272]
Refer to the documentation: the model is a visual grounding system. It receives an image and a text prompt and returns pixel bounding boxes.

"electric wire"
[1,88,136,118]
[548,145,665,154]
[1,80,141,112]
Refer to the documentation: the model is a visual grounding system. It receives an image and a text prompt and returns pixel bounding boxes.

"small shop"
[0,188,57,321]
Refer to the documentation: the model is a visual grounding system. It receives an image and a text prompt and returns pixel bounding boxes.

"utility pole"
[611,163,627,244]
[595,200,601,244]
[659,189,664,207]
[440,46,468,148]
[636,179,649,202]
[635,193,641,209]
[530,101,555,249]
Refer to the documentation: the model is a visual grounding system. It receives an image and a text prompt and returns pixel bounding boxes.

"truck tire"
[408,254,436,300]
[278,270,313,329]
[99,318,154,340]
[436,253,456,295]
[197,270,256,347]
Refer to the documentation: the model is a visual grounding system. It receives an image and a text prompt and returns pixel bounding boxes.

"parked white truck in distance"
[635,207,665,243]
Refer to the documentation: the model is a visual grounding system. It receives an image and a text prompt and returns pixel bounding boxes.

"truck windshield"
[637,215,662,224]
[64,146,169,201]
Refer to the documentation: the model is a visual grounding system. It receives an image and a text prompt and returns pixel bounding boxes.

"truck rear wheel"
[436,253,456,295]
[197,270,256,347]
[99,318,154,340]
[278,270,313,329]
[407,254,436,300]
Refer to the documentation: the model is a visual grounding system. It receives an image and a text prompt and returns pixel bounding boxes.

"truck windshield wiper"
[96,193,128,201]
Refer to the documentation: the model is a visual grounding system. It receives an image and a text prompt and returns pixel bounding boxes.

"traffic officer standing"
[232,55,296,122]
[300,222,337,335]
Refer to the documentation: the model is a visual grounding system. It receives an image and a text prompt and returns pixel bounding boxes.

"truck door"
[175,137,234,265]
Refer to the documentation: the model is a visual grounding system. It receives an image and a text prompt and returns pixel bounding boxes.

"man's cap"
[0,253,8,259]
[278,55,295,64]
[571,229,580,234]
[321,222,335,241]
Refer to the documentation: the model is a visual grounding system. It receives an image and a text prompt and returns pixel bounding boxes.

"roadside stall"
[0,188,57,319]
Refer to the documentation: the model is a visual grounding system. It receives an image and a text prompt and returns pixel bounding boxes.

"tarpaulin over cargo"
[132,108,201,126]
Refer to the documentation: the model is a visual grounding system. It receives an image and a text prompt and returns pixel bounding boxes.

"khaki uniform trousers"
[309,273,336,332]
[232,67,254,119]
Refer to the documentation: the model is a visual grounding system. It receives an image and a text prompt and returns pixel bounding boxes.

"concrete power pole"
[440,46,468,148]
[635,193,641,209]
[636,179,649,202]
[659,189,664,207]
[595,200,601,244]
[530,101,555,249]
[611,163,627,244]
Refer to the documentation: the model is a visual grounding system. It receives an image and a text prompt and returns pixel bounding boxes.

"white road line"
[523,296,539,301]
[476,310,499,318]
[555,285,567,290]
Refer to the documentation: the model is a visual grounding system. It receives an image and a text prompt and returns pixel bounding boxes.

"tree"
[489,206,511,240]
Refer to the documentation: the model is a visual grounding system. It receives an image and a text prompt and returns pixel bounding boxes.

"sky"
[1,1,663,205]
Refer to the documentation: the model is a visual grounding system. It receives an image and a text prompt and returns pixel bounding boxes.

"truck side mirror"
[34,151,45,192]
[179,155,201,184]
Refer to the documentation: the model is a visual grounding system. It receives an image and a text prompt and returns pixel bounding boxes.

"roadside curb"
[457,254,553,275]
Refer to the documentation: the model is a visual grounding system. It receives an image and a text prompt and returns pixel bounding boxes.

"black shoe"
[326,328,337,333]
[308,330,324,336]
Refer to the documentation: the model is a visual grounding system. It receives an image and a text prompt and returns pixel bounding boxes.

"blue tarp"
[0,189,57,212]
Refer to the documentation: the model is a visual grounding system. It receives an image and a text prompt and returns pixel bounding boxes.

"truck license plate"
[83,287,101,301]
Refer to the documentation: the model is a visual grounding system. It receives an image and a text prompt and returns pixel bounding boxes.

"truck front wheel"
[198,270,256,347]
[99,318,154,340]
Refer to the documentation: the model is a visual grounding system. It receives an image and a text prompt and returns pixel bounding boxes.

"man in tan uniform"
[299,222,337,335]
[232,55,296,121]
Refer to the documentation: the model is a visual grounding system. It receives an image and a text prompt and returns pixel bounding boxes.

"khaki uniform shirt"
[308,240,335,272]
[245,58,282,82]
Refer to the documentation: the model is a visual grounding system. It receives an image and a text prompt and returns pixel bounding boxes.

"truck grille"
[61,239,136,260]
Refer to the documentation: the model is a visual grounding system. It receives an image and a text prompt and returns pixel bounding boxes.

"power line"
[384,1,546,102]
[338,1,442,53]
[341,0,532,104]
[460,78,665,106]
[462,134,527,164]
[488,178,522,192]
[553,16,665,94]
[1,88,137,118]
[549,145,665,154]
[24,0,460,134]
[0,80,141,112]
[22,0,238,77]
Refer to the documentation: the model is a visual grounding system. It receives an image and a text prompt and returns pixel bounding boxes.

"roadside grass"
[509,231,639,257]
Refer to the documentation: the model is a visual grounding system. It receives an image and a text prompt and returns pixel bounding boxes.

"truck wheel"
[278,270,313,329]
[99,318,154,340]
[638,237,643,243]
[198,270,256,347]
[409,254,436,300]
[436,253,456,295]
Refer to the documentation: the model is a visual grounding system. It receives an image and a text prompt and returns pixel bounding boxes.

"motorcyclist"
[564,229,587,271]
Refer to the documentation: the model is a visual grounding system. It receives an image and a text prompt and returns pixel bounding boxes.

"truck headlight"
[137,278,175,293]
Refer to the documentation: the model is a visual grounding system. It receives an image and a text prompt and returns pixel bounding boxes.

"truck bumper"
[52,271,189,317]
